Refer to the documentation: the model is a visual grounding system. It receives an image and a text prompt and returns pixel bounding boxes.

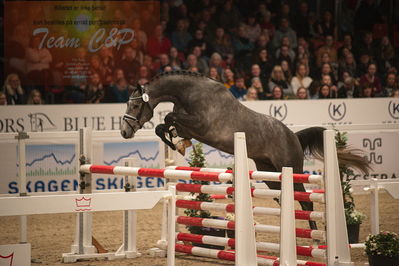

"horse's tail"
[295,127,371,174]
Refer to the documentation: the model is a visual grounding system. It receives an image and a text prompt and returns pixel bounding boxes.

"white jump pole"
[324,130,352,265]
[280,167,297,266]
[16,132,29,244]
[369,178,380,235]
[118,157,141,258]
[166,185,176,266]
[233,132,257,266]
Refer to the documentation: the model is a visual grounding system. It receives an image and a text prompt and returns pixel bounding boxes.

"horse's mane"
[149,70,219,84]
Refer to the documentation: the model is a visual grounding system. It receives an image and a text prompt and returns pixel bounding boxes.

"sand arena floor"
[1,192,398,266]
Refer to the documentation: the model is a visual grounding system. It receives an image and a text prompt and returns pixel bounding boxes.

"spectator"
[268,65,293,97]
[243,14,261,43]
[230,76,247,100]
[84,72,104,104]
[360,83,375,98]
[211,27,234,59]
[359,63,382,96]
[192,46,210,74]
[381,73,399,97]
[120,46,141,85]
[321,74,338,94]
[137,66,152,84]
[269,85,284,100]
[339,53,357,78]
[247,64,268,92]
[0,92,7,105]
[233,24,254,57]
[294,1,310,38]
[187,29,209,56]
[209,52,224,76]
[280,60,293,83]
[295,87,309,99]
[250,77,267,100]
[3,73,25,105]
[218,0,241,32]
[338,34,354,59]
[158,53,171,72]
[208,67,221,81]
[291,64,312,95]
[26,89,44,104]
[169,47,183,70]
[317,11,337,39]
[89,55,106,83]
[254,34,271,54]
[272,18,297,50]
[376,36,395,74]
[171,19,192,53]
[392,90,399,98]
[147,25,172,58]
[318,84,337,99]
[106,68,133,103]
[275,43,295,68]
[254,48,273,81]
[356,53,373,77]
[244,87,258,101]
[259,11,275,38]
[319,63,338,85]
[338,77,358,98]
[316,35,338,67]
[356,31,376,59]
[131,18,148,50]
[223,68,235,89]
[99,47,115,85]
[296,43,311,65]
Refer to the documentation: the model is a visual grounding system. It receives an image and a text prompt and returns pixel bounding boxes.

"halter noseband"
[123,85,150,130]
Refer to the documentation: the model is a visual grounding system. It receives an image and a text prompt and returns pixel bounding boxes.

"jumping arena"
[1,127,399,266]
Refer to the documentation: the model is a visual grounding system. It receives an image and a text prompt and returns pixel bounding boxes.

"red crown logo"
[75,196,91,208]
[0,252,14,266]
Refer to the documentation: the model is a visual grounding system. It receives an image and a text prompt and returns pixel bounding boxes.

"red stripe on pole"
[176,183,202,193]
[293,174,311,183]
[211,194,228,199]
[190,171,221,181]
[226,187,234,195]
[226,204,235,212]
[295,210,312,220]
[177,232,204,243]
[303,262,326,266]
[175,243,194,254]
[89,165,115,174]
[176,216,204,227]
[248,170,254,179]
[227,221,235,229]
[176,200,202,210]
[137,168,165,177]
[295,228,313,238]
[296,246,314,257]
[312,189,325,193]
[216,250,235,261]
[227,238,235,247]
[175,166,201,171]
[294,192,311,202]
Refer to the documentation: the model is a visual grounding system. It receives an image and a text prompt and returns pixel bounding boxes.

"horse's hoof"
[175,140,186,156]
[183,139,192,147]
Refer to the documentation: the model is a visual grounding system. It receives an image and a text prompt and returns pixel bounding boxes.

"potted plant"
[335,131,366,243]
[365,231,399,266]
[184,142,225,250]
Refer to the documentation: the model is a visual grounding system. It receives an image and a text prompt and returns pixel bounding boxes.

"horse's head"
[121,84,153,139]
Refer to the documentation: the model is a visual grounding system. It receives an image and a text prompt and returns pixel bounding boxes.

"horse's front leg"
[155,124,176,150]
[165,112,207,136]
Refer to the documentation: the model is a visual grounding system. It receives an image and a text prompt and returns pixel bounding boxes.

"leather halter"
[123,85,149,130]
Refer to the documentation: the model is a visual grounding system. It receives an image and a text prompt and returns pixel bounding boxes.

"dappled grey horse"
[120,71,368,230]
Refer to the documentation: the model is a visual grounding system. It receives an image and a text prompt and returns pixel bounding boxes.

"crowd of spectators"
[2,0,399,105]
